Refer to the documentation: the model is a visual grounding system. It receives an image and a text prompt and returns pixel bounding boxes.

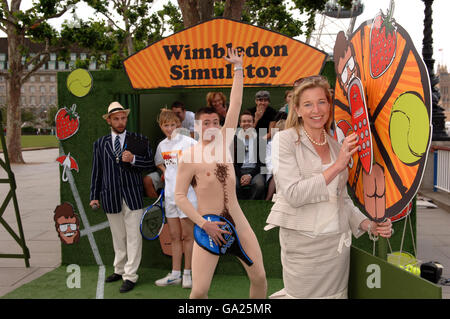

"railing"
[433,146,450,193]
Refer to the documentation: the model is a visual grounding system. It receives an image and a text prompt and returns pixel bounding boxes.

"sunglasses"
[59,223,77,232]
[293,75,328,86]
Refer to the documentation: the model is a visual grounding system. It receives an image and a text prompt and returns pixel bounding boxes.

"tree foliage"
[0,0,82,163]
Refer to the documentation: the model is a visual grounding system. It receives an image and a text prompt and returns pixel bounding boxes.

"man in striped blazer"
[90,101,155,293]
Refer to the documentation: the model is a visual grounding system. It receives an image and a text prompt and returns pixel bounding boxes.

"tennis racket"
[140,189,165,240]
[194,214,253,266]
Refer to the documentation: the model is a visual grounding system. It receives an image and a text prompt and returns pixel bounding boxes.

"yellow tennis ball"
[389,92,430,165]
[67,69,93,98]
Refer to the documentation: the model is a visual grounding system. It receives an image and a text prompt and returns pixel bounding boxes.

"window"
[30,76,36,82]
[48,61,56,70]
[50,95,57,105]
[50,86,56,93]
[40,96,46,105]
[69,53,77,68]
[29,86,35,93]
[40,76,46,82]
[89,58,96,70]
[30,96,36,106]
[40,86,46,93]
[58,61,66,70]
[50,76,56,82]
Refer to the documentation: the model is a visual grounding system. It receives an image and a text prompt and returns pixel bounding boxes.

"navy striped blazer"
[90,131,155,214]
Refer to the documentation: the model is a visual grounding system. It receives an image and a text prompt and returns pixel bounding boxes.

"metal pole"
[422,0,450,141]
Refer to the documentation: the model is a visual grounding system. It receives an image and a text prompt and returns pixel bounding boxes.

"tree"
[0,0,81,163]
[81,1,184,67]
[83,0,157,57]
[177,0,244,28]
[176,0,353,38]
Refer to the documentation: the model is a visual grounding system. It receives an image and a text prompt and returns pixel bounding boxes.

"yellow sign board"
[124,18,327,89]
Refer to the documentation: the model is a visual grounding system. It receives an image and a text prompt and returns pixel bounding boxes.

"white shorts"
[165,200,197,219]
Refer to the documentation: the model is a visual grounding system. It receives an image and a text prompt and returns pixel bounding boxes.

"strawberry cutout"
[370,0,397,78]
[56,104,80,140]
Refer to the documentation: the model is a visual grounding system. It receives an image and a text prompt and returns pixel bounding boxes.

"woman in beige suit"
[266,76,392,299]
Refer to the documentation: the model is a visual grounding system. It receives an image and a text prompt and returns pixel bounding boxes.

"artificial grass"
[1,265,283,299]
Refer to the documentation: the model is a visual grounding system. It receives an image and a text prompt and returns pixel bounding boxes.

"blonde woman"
[266,76,392,299]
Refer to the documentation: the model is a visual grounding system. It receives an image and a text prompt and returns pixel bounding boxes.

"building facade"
[0,38,104,127]
[437,64,450,122]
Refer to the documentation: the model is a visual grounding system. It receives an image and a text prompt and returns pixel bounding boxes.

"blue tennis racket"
[194,214,253,266]
[140,189,165,240]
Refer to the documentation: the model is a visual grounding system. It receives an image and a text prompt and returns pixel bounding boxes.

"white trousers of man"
[106,200,143,283]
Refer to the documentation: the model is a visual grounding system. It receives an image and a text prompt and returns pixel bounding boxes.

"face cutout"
[54,202,80,245]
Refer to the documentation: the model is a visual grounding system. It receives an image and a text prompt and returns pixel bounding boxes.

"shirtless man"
[174,48,267,299]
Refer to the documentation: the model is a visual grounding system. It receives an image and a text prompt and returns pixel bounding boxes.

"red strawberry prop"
[370,0,397,78]
[56,104,80,140]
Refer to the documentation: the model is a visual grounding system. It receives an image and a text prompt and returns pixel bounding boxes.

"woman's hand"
[374,218,393,238]
[202,220,231,246]
[335,133,358,171]
[224,47,243,67]
[361,218,393,238]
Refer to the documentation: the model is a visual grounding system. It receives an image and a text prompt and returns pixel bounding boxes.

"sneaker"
[155,273,182,287]
[182,274,192,289]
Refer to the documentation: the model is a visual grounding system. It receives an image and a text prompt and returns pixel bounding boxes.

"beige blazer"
[266,126,367,237]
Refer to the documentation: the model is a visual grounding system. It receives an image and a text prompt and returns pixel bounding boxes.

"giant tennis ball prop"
[389,92,430,165]
[67,69,93,97]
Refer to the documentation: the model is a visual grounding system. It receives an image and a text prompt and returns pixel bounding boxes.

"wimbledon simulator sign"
[123,18,327,89]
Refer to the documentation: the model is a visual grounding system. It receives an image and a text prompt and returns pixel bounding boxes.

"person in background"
[234,110,265,200]
[266,76,392,299]
[249,90,277,135]
[275,89,293,121]
[153,109,197,289]
[264,119,285,201]
[206,91,228,126]
[171,101,195,138]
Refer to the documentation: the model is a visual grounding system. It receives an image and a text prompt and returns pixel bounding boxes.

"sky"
[4,0,450,71]
[302,0,450,70]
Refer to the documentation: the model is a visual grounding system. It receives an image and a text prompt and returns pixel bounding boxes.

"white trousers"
[106,200,143,283]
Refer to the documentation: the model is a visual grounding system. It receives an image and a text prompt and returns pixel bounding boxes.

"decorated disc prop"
[333,1,431,222]
[66,68,93,97]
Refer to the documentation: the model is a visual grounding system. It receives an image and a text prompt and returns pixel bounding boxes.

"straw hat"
[102,101,130,120]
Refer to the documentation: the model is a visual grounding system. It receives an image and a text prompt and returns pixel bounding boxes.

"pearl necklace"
[304,129,327,146]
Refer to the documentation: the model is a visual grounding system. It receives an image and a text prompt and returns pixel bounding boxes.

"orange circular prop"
[333,12,431,222]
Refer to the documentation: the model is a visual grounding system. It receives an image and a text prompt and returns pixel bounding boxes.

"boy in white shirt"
[154,109,198,288]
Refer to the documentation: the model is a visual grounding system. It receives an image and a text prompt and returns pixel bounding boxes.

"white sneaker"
[182,274,192,289]
[155,273,182,287]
